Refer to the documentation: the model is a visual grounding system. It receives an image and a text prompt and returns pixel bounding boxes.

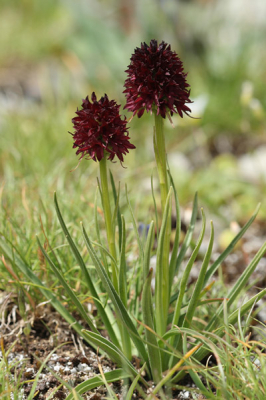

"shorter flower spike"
[124,40,192,118]
[71,93,135,163]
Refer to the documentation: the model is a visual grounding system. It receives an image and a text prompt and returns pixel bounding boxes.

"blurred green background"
[1,0,266,229]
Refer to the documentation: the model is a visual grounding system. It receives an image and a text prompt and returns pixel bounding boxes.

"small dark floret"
[124,40,192,118]
[71,93,135,163]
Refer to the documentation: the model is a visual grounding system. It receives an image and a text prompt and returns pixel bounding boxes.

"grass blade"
[94,186,108,270]
[81,331,140,379]
[168,170,181,293]
[175,192,198,273]
[155,186,172,337]
[182,333,207,393]
[119,215,127,307]
[82,224,149,365]
[110,170,122,251]
[65,369,130,400]
[170,209,206,334]
[142,268,162,382]
[119,215,132,360]
[0,237,86,342]
[125,363,147,400]
[227,240,266,308]
[125,184,144,264]
[204,204,260,285]
[184,218,214,328]
[146,343,201,400]
[90,240,117,266]
[228,289,266,325]
[168,210,206,367]
[151,173,159,237]
[28,343,76,400]
[143,221,154,282]
[204,239,266,336]
[194,289,266,364]
[36,237,99,334]
[54,192,120,349]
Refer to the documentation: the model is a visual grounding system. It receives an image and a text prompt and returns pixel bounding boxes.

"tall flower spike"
[71,93,135,163]
[124,40,192,118]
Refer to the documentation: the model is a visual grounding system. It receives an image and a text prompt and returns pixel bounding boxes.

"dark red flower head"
[124,40,192,119]
[71,93,135,163]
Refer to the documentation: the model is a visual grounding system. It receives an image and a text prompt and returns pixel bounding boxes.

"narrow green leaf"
[54,193,120,349]
[28,343,74,400]
[98,367,118,400]
[193,289,266,364]
[98,156,118,289]
[155,186,172,337]
[142,268,162,382]
[125,364,147,400]
[0,237,86,342]
[65,369,130,400]
[34,356,84,400]
[151,173,159,237]
[171,209,206,332]
[228,289,266,325]
[119,215,132,360]
[143,221,154,282]
[36,237,99,334]
[184,218,214,328]
[173,239,266,376]
[96,176,103,200]
[168,210,206,368]
[175,192,198,273]
[82,224,149,365]
[119,216,127,306]
[182,333,207,393]
[204,239,266,337]
[204,204,260,285]
[227,239,266,308]
[91,240,117,268]
[146,339,201,399]
[94,186,108,270]
[110,170,122,251]
[112,183,120,230]
[111,183,120,238]
[168,170,181,292]
[81,330,140,379]
[125,184,144,264]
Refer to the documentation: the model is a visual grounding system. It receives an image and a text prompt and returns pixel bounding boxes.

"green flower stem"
[153,111,171,333]
[99,153,118,292]
[153,112,168,210]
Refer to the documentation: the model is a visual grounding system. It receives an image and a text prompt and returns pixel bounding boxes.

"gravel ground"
[0,304,207,399]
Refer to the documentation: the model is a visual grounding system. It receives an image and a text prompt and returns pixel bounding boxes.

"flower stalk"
[124,39,193,338]
[153,111,171,335]
[71,92,135,291]
[153,111,169,211]
[124,39,193,335]
[99,152,118,291]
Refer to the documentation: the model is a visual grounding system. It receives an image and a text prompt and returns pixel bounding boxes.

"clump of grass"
[0,337,26,400]
[178,312,266,400]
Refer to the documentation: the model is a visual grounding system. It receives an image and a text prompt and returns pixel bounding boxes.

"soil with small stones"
[1,222,266,399]
[0,305,206,400]
[1,305,122,399]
